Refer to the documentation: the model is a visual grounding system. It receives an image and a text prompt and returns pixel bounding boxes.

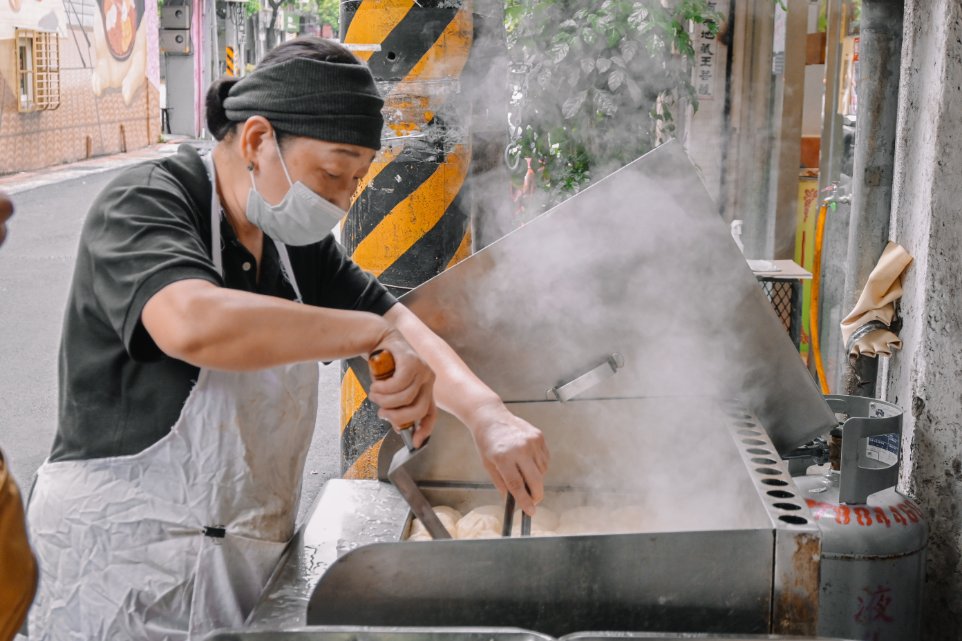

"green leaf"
[621,39,639,63]
[562,90,588,120]
[608,69,626,91]
[594,90,618,116]
[505,5,524,20]
[596,57,612,73]
[549,41,570,64]
[580,57,595,74]
[628,4,649,28]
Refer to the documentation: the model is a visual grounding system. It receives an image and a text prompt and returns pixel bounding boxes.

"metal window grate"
[758,278,801,349]
[15,29,61,113]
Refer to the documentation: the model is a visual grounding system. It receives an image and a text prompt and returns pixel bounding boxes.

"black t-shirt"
[50,144,396,463]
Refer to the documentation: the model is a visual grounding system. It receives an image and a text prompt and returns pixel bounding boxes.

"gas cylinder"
[792,395,927,641]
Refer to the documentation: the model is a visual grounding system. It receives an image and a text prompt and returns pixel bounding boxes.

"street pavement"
[0,143,342,527]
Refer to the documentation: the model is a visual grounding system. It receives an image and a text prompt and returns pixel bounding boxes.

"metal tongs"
[369,350,452,540]
[501,492,532,537]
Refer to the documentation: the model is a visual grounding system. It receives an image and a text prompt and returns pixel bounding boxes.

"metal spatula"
[369,350,452,540]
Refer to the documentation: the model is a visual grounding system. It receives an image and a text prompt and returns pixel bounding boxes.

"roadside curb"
[0,137,212,195]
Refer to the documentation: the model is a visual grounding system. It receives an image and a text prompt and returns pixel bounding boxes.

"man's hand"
[0,191,13,248]
[367,329,438,448]
[467,402,550,516]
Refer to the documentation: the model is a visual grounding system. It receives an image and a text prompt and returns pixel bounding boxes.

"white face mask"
[245,137,345,246]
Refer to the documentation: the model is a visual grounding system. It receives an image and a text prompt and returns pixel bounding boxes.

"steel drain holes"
[773,502,802,511]
[778,515,809,525]
[761,478,789,486]
[766,490,795,499]
[747,448,772,456]
[737,428,762,436]
[755,467,783,476]
[751,457,777,465]
[736,420,756,428]
[742,438,766,446]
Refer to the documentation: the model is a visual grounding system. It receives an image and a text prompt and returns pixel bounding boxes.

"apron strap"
[203,152,304,303]
[271,238,304,304]
[202,153,225,279]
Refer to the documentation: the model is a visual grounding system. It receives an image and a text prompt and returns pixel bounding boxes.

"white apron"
[27,155,319,641]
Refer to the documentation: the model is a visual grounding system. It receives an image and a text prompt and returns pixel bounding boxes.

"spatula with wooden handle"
[369,349,452,540]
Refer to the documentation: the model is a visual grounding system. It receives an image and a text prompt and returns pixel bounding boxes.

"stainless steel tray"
[206,626,554,641]
[250,398,820,636]
[559,635,848,640]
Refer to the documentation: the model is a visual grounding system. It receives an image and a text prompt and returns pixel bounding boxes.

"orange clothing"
[0,449,37,641]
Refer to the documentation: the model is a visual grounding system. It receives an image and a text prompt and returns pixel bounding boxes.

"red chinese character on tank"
[855,585,895,624]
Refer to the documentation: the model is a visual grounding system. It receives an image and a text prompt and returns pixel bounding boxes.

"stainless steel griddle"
[247,142,836,637]
[249,400,820,636]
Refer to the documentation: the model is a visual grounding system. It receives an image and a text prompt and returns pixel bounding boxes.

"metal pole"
[338,0,475,479]
[722,0,776,258]
[840,0,904,396]
[810,0,845,387]
[817,0,845,197]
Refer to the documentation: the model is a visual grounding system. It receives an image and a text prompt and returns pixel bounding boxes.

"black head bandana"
[223,57,385,150]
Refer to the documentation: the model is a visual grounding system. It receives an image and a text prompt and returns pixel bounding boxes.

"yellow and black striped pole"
[226,46,237,77]
[339,0,475,478]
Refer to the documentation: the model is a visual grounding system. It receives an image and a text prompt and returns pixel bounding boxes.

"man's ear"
[238,116,274,172]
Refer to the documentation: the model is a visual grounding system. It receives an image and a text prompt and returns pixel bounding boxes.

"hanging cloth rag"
[840,241,913,360]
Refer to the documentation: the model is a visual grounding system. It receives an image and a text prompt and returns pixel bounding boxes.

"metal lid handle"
[548,354,624,402]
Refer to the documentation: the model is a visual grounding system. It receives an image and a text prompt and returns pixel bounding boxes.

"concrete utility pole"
[839,0,904,397]
[338,0,476,479]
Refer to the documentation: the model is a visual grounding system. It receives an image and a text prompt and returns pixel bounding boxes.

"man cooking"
[27,37,549,640]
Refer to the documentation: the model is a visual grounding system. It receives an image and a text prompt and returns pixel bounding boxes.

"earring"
[247,162,254,171]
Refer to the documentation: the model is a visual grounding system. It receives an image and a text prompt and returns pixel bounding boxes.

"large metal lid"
[401,142,836,453]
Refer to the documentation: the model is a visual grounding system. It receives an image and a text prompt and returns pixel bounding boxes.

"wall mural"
[0,0,156,106]
[0,0,160,173]
[91,0,147,104]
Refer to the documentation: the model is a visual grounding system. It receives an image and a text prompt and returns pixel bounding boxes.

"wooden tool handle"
[368,349,416,434]
[368,349,396,381]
